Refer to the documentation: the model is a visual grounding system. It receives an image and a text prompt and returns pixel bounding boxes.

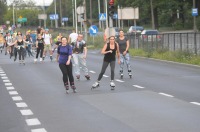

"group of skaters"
[56,29,132,94]
[1,26,132,94]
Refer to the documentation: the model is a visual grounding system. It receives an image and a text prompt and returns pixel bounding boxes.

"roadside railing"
[127,32,200,55]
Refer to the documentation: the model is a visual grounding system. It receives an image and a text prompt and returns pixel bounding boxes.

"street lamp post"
[54,0,58,28]
[43,0,46,28]
[12,1,15,26]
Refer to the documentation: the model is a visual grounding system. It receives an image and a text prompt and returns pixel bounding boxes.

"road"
[0,50,200,132]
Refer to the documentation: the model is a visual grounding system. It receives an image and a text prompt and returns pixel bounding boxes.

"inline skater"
[116,29,132,79]
[92,36,120,90]
[56,36,76,93]
[73,34,90,80]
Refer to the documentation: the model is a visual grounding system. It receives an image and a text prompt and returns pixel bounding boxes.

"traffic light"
[108,0,115,17]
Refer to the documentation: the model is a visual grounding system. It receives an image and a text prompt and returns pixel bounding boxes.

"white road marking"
[31,128,47,132]
[190,102,200,106]
[16,102,28,108]
[133,85,145,89]
[115,79,124,82]
[103,75,109,77]
[5,83,12,86]
[159,93,174,97]
[9,91,18,95]
[89,70,96,73]
[0,74,6,76]
[12,96,23,101]
[26,118,41,126]
[3,80,10,82]
[20,109,33,115]
[1,76,8,79]
[6,86,15,90]
[1,68,46,131]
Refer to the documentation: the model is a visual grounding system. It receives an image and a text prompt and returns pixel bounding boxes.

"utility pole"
[12,1,15,26]
[75,0,77,33]
[60,0,62,27]
[150,0,155,29]
[90,0,92,24]
[43,0,46,28]
[72,0,74,27]
[54,0,58,28]
[98,0,101,28]
[193,0,197,32]
[83,0,87,40]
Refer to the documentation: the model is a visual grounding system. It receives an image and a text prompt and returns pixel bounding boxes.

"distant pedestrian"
[34,34,44,63]
[11,32,30,65]
[116,29,132,79]
[92,36,120,90]
[0,33,5,53]
[68,29,78,48]
[73,34,90,80]
[56,37,76,94]
[42,28,53,61]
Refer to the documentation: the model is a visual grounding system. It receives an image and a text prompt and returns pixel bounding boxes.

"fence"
[127,33,200,55]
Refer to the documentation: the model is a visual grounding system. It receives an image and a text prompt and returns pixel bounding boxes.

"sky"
[7,0,53,6]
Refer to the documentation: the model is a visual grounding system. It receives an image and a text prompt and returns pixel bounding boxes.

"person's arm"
[36,40,38,48]
[123,38,130,55]
[116,43,120,64]
[101,43,112,54]
[56,46,60,62]
[68,35,71,43]
[56,54,60,62]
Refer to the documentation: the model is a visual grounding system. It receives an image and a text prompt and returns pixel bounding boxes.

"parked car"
[128,26,144,34]
[140,30,161,41]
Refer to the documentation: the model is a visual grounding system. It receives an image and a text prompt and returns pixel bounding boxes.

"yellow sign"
[19,16,22,18]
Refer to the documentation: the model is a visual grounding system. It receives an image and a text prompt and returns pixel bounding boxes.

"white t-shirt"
[43,33,52,44]
[6,36,13,46]
[69,33,78,43]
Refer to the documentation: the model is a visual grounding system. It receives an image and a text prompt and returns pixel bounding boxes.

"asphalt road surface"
[0,50,200,132]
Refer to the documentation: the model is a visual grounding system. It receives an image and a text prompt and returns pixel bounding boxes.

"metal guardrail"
[127,33,200,55]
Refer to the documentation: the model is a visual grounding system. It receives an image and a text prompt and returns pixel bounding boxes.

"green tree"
[0,1,7,24]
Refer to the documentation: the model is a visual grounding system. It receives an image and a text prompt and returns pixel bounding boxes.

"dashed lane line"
[190,102,200,106]
[159,92,174,98]
[26,118,41,126]
[20,109,34,116]
[103,75,109,77]
[0,67,47,132]
[115,79,125,82]
[133,85,145,89]
[89,70,96,73]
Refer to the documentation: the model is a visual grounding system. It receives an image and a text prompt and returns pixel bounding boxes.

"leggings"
[18,47,25,60]
[36,47,44,59]
[59,62,74,85]
[97,60,115,81]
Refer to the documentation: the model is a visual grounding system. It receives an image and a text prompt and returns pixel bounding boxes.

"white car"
[140,30,161,41]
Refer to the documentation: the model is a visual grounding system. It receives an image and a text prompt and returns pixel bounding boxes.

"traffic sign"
[49,14,59,20]
[99,13,106,21]
[18,18,27,22]
[62,17,68,22]
[89,25,98,36]
[113,13,118,19]
[192,8,198,16]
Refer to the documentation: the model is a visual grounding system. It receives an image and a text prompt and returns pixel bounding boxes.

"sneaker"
[34,59,37,63]
[92,81,99,88]
[85,75,90,80]
[39,58,43,62]
[42,56,45,60]
[110,80,115,87]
